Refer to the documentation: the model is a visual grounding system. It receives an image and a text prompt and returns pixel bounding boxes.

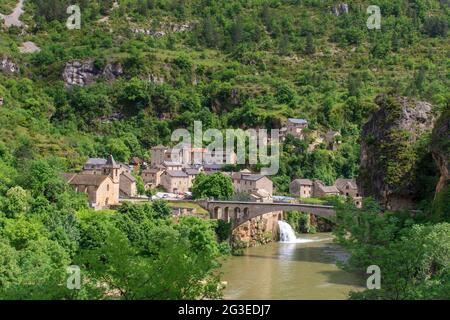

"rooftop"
[292,178,313,186]
[288,118,308,125]
[165,170,188,178]
[64,174,111,187]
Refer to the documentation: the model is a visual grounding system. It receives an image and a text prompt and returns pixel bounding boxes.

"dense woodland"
[0,0,449,299]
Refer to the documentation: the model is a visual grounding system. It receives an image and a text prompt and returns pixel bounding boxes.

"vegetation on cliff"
[335,199,450,300]
[0,0,448,300]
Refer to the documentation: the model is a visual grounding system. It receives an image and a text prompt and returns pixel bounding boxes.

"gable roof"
[105,155,118,167]
[317,184,339,194]
[65,174,111,187]
[184,168,200,175]
[288,118,308,125]
[165,170,188,178]
[335,178,358,190]
[85,158,107,166]
[292,178,313,186]
[121,171,136,182]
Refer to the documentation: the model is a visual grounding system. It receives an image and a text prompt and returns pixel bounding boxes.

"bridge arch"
[214,206,222,219]
[204,200,336,230]
[224,207,230,222]
[234,207,241,220]
[243,207,249,219]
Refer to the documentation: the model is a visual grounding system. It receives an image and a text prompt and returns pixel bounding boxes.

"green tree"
[192,173,234,200]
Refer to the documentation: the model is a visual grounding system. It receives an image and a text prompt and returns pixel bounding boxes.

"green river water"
[220,233,365,300]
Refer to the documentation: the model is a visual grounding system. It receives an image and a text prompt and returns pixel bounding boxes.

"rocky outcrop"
[131,22,194,38]
[142,73,166,85]
[232,211,281,247]
[331,3,349,16]
[359,94,435,210]
[63,60,123,87]
[1,56,19,74]
[430,109,450,195]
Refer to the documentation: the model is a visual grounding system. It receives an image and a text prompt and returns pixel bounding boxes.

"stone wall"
[232,211,282,247]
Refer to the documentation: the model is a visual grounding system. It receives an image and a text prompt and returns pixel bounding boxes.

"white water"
[278,221,315,244]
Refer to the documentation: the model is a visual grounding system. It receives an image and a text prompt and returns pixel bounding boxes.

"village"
[62,118,362,211]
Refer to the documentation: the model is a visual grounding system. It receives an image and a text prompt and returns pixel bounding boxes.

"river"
[220,231,364,300]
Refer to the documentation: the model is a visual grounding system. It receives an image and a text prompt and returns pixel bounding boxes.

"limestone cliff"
[359,94,435,210]
[430,109,450,195]
[232,211,281,247]
[63,59,123,87]
[1,56,19,75]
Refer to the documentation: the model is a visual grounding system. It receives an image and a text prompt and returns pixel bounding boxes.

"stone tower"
[103,155,120,201]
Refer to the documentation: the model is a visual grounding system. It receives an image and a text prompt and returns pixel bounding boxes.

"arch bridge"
[198,200,336,229]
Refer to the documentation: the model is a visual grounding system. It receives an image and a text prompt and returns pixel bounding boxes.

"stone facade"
[161,170,190,193]
[313,180,340,197]
[82,157,137,197]
[289,179,313,198]
[230,171,273,196]
[64,174,118,209]
[285,118,308,140]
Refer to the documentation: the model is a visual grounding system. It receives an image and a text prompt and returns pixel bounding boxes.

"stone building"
[335,178,362,208]
[63,174,118,209]
[82,156,137,197]
[289,179,313,198]
[150,145,169,167]
[63,155,121,209]
[231,171,273,197]
[161,170,190,193]
[150,144,237,167]
[141,166,165,189]
[285,118,308,140]
[313,180,340,197]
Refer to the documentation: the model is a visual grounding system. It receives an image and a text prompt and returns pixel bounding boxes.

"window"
[107,184,110,192]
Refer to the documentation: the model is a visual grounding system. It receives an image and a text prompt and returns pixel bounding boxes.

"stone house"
[231,171,273,196]
[82,156,137,197]
[63,155,121,209]
[250,189,273,203]
[313,180,340,197]
[286,118,308,140]
[335,178,362,208]
[63,174,119,209]
[120,171,137,198]
[150,145,169,167]
[185,168,201,186]
[141,166,165,189]
[289,179,313,198]
[335,178,359,198]
[161,170,190,193]
[150,144,237,167]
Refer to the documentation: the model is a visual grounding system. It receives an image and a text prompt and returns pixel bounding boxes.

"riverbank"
[220,233,364,300]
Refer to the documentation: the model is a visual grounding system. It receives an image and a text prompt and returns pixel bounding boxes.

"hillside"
[0,0,449,301]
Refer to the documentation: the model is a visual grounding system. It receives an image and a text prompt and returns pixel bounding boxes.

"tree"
[151,200,172,219]
[304,33,315,55]
[423,16,448,37]
[192,173,234,200]
[3,187,29,218]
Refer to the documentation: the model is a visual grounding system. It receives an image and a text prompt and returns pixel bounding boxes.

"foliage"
[334,198,449,300]
[192,173,234,200]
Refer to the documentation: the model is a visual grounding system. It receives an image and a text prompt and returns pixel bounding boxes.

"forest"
[0,0,448,299]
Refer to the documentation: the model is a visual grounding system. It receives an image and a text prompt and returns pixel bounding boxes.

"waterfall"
[278,221,314,244]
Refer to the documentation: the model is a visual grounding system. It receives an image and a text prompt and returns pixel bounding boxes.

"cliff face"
[63,60,123,87]
[1,56,19,74]
[359,94,435,210]
[430,109,450,195]
[232,211,281,247]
